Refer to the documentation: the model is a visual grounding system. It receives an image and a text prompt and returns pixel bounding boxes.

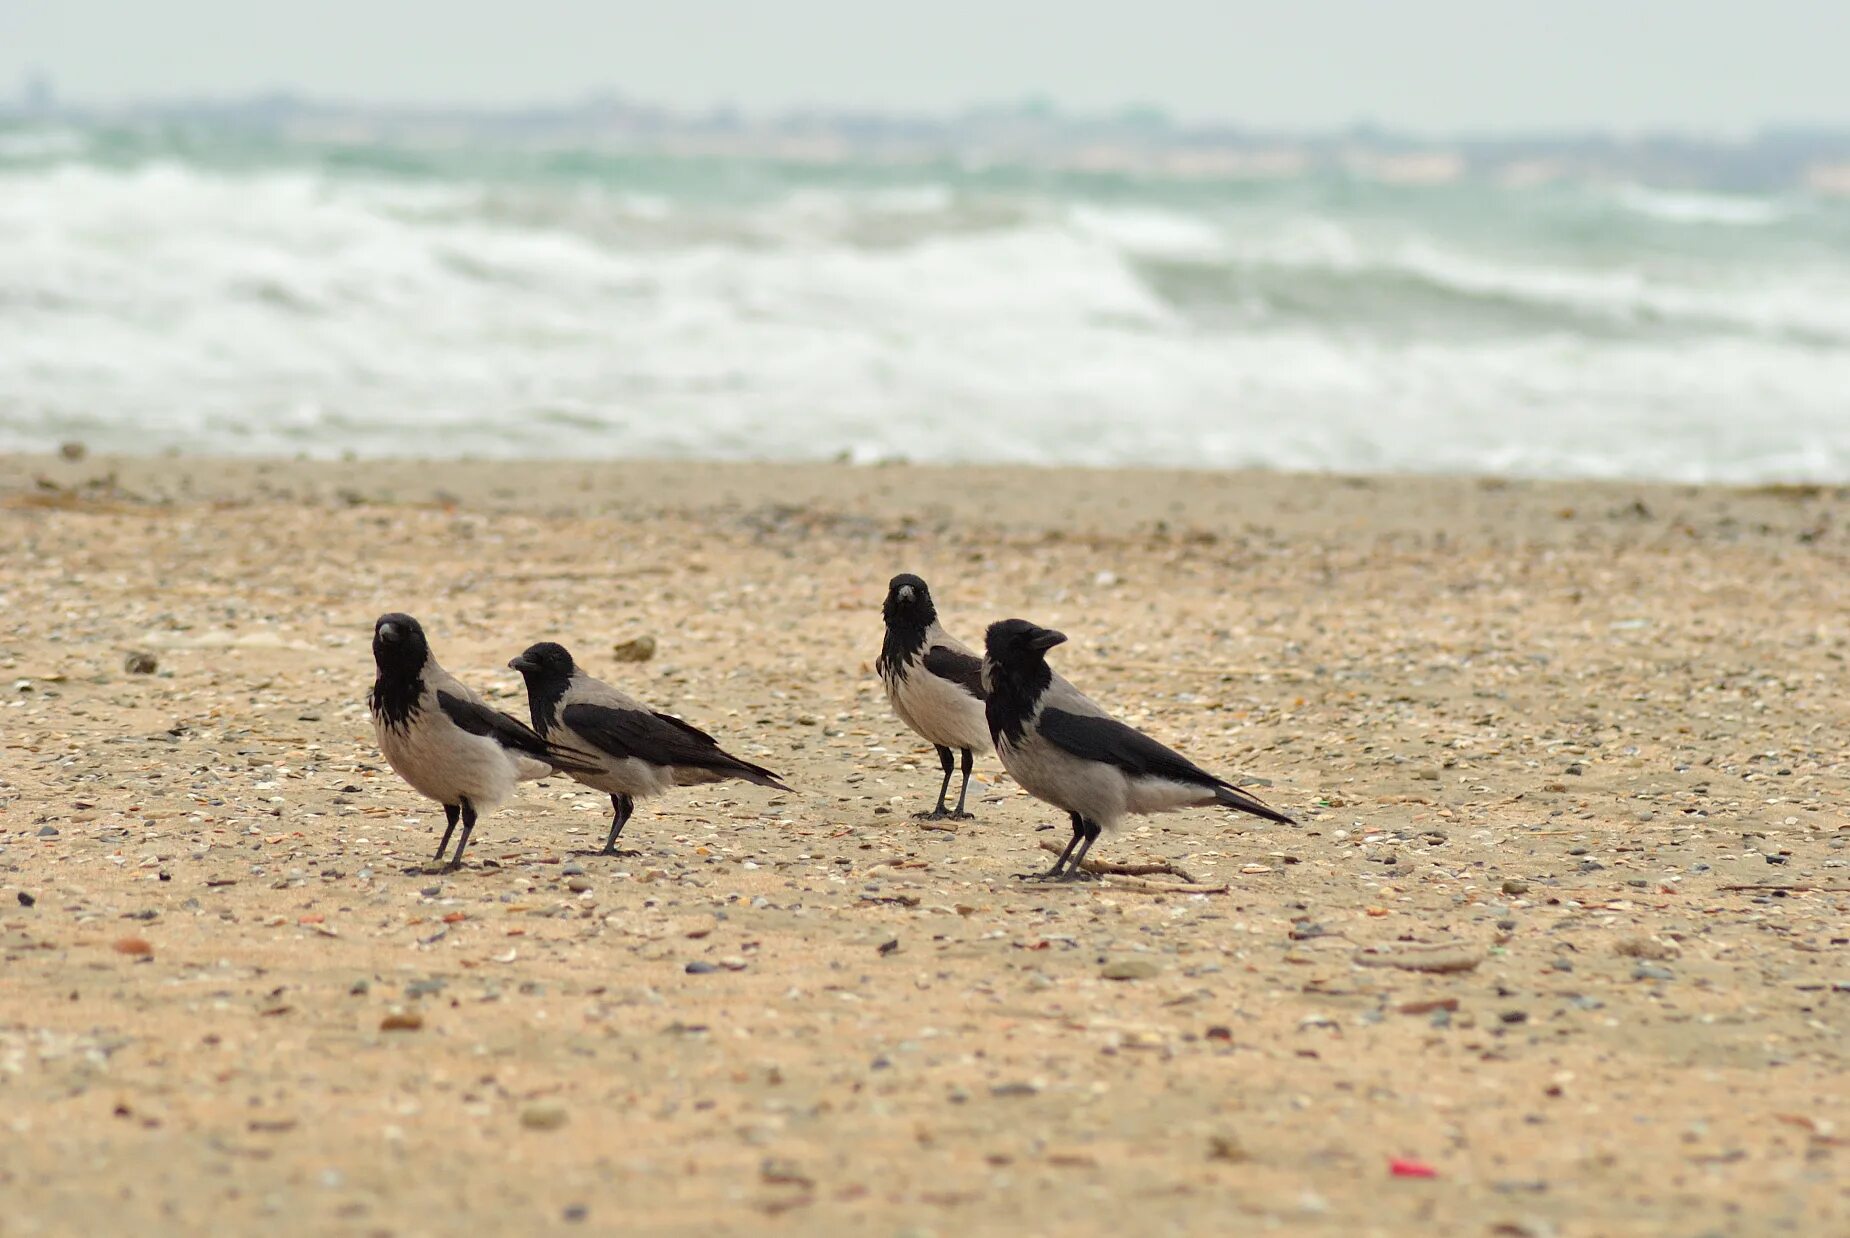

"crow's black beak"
[508,656,532,673]
[1028,627,1067,652]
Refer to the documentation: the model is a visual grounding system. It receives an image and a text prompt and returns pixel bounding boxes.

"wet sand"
[1,453,1845,1235]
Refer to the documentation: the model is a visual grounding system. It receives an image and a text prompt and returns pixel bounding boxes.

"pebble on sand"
[520,1104,570,1131]
[1101,959,1160,980]
[611,635,658,663]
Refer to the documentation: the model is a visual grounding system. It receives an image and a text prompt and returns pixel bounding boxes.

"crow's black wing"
[438,691,599,773]
[1038,708,1292,823]
[922,644,985,700]
[1037,708,1221,788]
[562,702,791,790]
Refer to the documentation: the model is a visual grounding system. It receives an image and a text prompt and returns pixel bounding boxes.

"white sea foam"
[2,146,1849,481]
[1613,186,1794,227]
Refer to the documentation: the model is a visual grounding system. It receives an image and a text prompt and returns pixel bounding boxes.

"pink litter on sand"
[1390,1158,1438,1178]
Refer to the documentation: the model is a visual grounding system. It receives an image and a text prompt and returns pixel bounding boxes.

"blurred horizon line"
[9,81,1850,195]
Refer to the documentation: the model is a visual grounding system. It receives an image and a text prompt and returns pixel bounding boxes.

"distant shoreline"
[4,452,1840,548]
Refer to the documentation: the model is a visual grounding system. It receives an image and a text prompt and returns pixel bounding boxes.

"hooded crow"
[983,618,1293,881]
[368,613,594,871]
[509,641,791,855]
[875,573,990,820]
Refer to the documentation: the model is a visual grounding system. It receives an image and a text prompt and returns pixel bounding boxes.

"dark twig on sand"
[1036,840,1200,883]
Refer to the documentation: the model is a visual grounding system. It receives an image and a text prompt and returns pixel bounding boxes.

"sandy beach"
[1,452,1845,1236]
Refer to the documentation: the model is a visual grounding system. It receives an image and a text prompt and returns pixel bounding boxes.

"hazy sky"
[5,0,1849,132]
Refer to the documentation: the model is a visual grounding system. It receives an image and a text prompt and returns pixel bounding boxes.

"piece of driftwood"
[1096,875,1231,895]
[1351,942,1485,973]
[1036,841,1199,883]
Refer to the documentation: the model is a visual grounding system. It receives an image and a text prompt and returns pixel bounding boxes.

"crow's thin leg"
[433,803,460,865]
[915,746,955,819]
[600,794,636,855]
[1017,812,1085,880]
[949,747,976,819]
[1057,818,1104,883]
[444,797,477,872]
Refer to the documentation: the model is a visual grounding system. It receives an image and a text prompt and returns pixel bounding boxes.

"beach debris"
[1397,997,1460,1015]
[59,441,86,461]
[520,1103,569,1131]
[1352,942,1484,973]
[990,1081,1040,1098]
[1034,841,1198,883]
[123,650,159,675]
[16,891,34,908]
[610,635,657,662]
[1390,1157,1439,1179]
[1208,1134,1249,1162]
[1614,935,1680,961]
[379,1011,424,1031]
[1101,958,1159,980]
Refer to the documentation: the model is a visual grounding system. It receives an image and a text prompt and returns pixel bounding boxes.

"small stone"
[1632,964,1675,982]
[990,1081,1039,1097]
[37,826,58,838]
[1765,854,1789,865]
[562,1204,588,1224]
[16,891,34,908]
[611,636,657,663]
[349,979,370,995]
[112,936,153,957]
[1577,859,1605,873]
[1499,1010,1529,1025]
[59,440,87,461]
[1397,997,1459,1016]
[1615,936,1680,961]
[1208,1134,1249,1163]
[566,876,592,893]
[406,978,446,999]
[380,1011,424,1031]
[520,1103,569,1131]
[1500,879,1529,895]
[560,862,585,876]
[1101,959,1159,981]
[123,650,159,675]
[877,938,899,956]
[685,961,719,975]
[419,885,441,897]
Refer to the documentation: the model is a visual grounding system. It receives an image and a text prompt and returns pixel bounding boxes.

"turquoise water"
[4,120,1849,479]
